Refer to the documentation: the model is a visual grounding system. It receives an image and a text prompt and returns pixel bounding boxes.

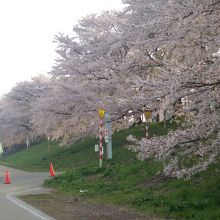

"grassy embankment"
[1,121,220,220]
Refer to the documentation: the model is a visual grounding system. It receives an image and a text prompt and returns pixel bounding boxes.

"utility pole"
[144,110,152,138]
[104,113,112,160]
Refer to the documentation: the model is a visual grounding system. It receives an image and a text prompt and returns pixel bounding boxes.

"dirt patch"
[139,175,168,188]
[20,191,162,220]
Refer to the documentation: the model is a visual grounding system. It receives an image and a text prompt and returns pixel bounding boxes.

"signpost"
[104,128,108,143]
[97,110,112,168]
[47,136,51,153]
[104,113,112,160]
[26,139,30,149]
[95,144,99,152]
[144,110,152,138]
[98,109,105,168]
[0,143,3,160]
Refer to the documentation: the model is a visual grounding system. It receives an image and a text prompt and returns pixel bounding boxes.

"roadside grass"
[0,121,176,172]
[0,137,98,172]
[1,120,220,219]
[0,140,61,171]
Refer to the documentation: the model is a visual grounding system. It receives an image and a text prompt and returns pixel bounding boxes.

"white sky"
[0,0,123,97]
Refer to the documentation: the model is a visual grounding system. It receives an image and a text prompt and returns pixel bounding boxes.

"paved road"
[0,165,55,220]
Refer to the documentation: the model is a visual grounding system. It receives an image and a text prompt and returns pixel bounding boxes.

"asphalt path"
[0,165,55,220]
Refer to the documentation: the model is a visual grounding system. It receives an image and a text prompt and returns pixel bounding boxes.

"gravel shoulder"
[20,191,162,220]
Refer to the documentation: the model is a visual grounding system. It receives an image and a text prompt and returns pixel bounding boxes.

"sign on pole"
[104,113,112,160]
[0,143,3,154]
[104,128,108,143]
[26,139,30,149]
[144,111,152,120]
[95,144,99,152]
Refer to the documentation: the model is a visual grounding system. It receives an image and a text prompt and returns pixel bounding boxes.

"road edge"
[7,188,56,220]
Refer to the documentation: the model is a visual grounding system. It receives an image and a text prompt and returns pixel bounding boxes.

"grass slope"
[1,121,220,220]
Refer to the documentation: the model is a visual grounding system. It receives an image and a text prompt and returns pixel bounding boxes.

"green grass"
[0,137,99,172]
[0,140,62,171]
[1,120,220,219]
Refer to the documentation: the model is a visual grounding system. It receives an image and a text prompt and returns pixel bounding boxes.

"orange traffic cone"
[49,163,56,177]
[4,169,11,184]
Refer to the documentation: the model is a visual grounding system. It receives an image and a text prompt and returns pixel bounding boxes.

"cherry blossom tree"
[124,0,220,178]
[0,0,219,178]
[0,75,50,146]
[33,1,220,180]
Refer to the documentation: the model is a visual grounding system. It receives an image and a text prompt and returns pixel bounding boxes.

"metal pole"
[104,113,112,160]
[0,142,3,160]
[26,139,29,149]
[106,127,109,160]
[146,119,149,138]
[144,111,151,138]
[47,136,50,153]
[99,119,103,168]
[108,125,112,159]
[107,114,112,159]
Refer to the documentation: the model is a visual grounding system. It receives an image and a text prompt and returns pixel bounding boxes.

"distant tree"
[0,75,50,147]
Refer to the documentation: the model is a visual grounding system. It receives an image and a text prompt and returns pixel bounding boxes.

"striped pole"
[99,119,103,168]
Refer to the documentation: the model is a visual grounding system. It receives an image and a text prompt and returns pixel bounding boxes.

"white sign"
[95,144,99,152]
[26,139,30,148]
[0,143,3,154]
[104,128,108,142]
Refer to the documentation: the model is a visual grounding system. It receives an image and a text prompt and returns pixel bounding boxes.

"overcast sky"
[0,0,123,97]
